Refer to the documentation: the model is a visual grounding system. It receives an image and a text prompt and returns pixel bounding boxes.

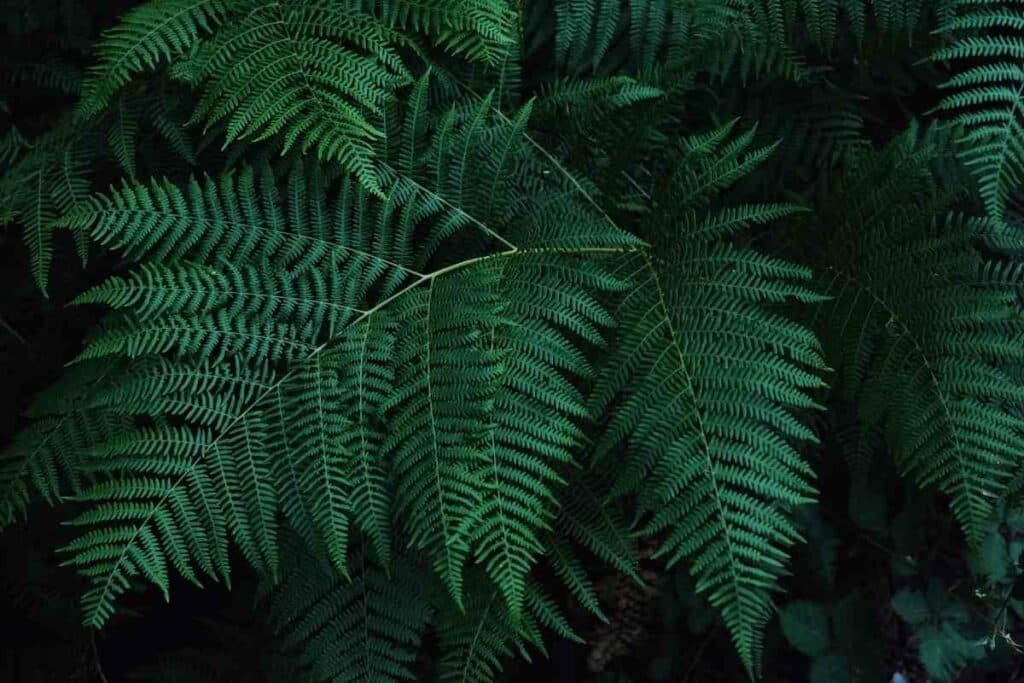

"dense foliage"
[3,1,1024,681]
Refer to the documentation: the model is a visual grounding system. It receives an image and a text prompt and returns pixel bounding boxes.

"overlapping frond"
[270,534,433,683]
[471,253,626,617]
[32,94,636,635]
[436,571,579,683]
[548,0,938,87]
[810,134,1024,545]
[103,87,197,177]
[77,0,231,118]
[270,335,397,576]
[0,123,92,291]
[170,1,414,193]
[79,0,516,191]
[50,163,421,622]
[933,0,1024,224]
[5,0,1024,680]
[384,266,504,604]
[0,360,123,526]
[61,423,234,627]
[589,122,825,672]
[552,0,755,73]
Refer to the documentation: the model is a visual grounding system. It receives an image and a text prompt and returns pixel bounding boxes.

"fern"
[170,1,413,193]
[589,121,826,672]
[78,0,516,192]
[436,571,580,683]
[809,132,1024,545]
[6,2,1023,680]
[0,123,92,291]
[3,94,829,675]
[77,0,231,118]
[103,86,197,178]
[932,0,1024,225]
[270,533,433,683]
[0,360,124,526]
[20,94,637,639]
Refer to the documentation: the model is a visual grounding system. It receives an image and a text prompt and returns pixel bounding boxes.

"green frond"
[62,411,280,628]
[554,0,622,72]
[60,166,426,357]
[0,361,124,526]
[811,137,1024,547]
[272,320,398,569]
[933,0,1024,224]
[3,58,82,95]
[552,0,763,74]
[44,87,635,627]
[547,0,893,81]
[436,571,576,682]
[75,311,317,365]
[86,356,276,431]
[274,352,363,577]
[5,0,1024,679]
[96,85,196,177]
[556,468,642,582]
[271,534,433,683]
[108,95,140,178]
[146,89,198,166]
[61,424,234,627]
[0,123,92,291]
[373,0,518,66]
[589,124,825,672]
[471,252,624,618]
[77,0,516,191]
[171,1,413,193]
[77,0,231,118]
[384,266,504,605]
[544,533,607,621]
[534,75,664,137]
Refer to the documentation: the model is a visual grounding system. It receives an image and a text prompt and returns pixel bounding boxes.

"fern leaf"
[471,252,623,618]
[933,1,1024,224]
[590,124,825,672]
[276,353,357,577]
[271,534,433,683]
[77,0,230,118]
[0,361,123,526]
[61,425,232,627]
[384,266,504,605]
[0,125,92,291]
[812,137,1024,546]
[108,95,139,178]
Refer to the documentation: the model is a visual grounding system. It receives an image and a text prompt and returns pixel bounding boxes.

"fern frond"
[933,0,1024,224]
[590,123,825,672]
[812,136,1024,546]
[3,58,82,95]
[77,0,230,118]
[471,252,625,617]
[108,95,140,178]
[170,2,412,194]
[0,124,92,291]
[23,90,639,652]
[373,0,517,66]
[61,424,233,627]
[86,356,276,432]
[384,265,503,605]
[557,468,642,582]
[436,571,577,682]
[0,361,124,526]
[544,533,607,621]
[271,534,433,683]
